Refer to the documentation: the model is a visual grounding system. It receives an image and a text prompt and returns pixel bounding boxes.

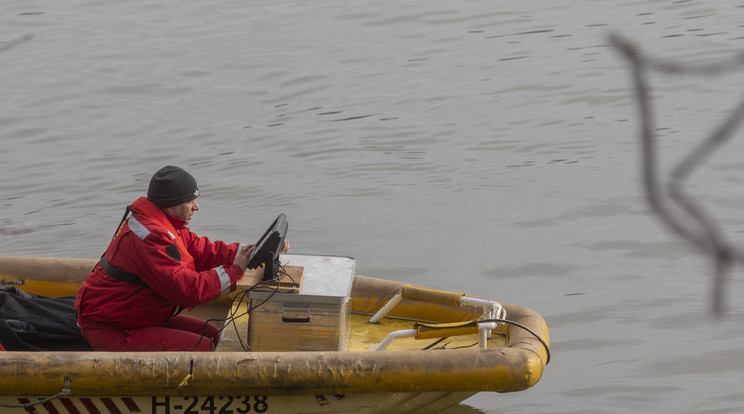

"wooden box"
[247,254,355,352]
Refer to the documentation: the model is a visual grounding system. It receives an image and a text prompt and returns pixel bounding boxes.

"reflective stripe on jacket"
[75,197,244,330]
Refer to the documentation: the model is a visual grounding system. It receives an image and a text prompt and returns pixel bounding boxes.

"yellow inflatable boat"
[0,253,549,414]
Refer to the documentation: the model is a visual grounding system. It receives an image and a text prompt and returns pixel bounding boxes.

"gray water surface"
[4,1,744,412]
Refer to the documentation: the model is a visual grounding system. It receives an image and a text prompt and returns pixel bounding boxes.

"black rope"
[0,376,71,408]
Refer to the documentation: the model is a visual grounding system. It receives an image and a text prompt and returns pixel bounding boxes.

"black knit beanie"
[147,166,200,208]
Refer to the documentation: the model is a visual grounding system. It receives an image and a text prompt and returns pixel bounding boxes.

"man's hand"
[234,240,289,272]
[233,244,255,271]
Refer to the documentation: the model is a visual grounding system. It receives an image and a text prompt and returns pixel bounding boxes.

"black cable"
[421,337,447,350]
[191,264,290,352]
[0,377,71,408]
[229,280,281,351]
[192,282,277,352]
[191,270,551,367]
[189,267,552,366]
[479,318,551,365]
[421,319,550,364]
[225,288,253,351]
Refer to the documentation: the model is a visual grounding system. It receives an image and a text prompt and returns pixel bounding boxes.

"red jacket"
[75,197,244,330]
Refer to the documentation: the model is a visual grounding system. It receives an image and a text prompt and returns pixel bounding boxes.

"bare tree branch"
[610,32,744,314]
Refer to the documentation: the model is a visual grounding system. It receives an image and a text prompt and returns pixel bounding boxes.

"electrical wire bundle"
[191,262,294,352]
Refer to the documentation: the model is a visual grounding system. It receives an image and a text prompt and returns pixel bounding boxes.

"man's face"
[164,199,199,225]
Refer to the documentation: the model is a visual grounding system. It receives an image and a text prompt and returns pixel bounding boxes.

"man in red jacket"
[75,166,289,351]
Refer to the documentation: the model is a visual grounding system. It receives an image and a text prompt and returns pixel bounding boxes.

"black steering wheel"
[246,213,288,280]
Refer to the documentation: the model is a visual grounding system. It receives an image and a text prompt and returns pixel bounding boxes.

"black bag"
[0,286,92,351]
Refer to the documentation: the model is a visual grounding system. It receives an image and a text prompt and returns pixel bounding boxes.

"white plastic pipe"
[373,329,417,351]
[459,296,496,308]
[369,290,404,323]
[478,322,497,349]
[375,322,499,351]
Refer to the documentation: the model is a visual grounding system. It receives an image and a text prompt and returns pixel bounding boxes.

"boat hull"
[0,256,549,413]
[0,392,477,414]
